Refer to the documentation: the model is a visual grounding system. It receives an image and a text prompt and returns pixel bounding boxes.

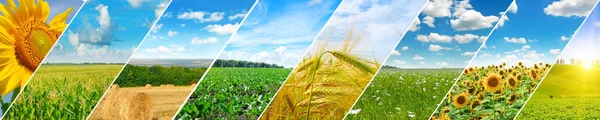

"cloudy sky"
[559,5,600,61]
[306,0,427,65]
[469,0,597,67]
[44,0,169,63]
[131,0,256,59]
[386,0,513,68]
[218,0,342,68]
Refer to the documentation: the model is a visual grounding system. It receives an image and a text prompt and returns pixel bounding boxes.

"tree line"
[213,59,284,68]
[113,64,207,87]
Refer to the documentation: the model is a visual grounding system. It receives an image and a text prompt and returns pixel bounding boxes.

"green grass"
[176,68,292,119]
[518,64,600,119]
[346,68,460,119]
[3,64,123,119]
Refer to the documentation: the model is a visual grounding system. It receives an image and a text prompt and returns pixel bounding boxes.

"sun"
[0,0,72,95]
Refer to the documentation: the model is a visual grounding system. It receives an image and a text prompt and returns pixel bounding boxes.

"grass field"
[518,64,600,119]
[176,68,292,119]
[89,86,194,120]
[3,64,123,119]
[346,68,461,119]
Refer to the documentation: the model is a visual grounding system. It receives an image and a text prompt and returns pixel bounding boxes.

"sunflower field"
[431,62,551,119]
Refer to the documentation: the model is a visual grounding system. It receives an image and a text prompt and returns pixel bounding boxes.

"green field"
[518,64,600,119]
[4,64,123,119]
[176,68,292,119]
[346,68,461,119]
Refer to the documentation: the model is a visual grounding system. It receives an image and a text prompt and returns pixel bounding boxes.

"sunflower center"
[456,96,466,104]
[14,20,57,72]
[487,77,499,87]
[509,78,516,86]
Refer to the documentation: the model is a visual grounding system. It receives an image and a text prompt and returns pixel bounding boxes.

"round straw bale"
[145,84,152,89]
[102,91,152,120]
[111,84,119,90]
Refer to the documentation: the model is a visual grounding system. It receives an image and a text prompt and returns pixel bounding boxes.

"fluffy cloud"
[544,0,596,17]
[462,51,476,56]
[393,60,406,64]
[204,23,240,35]
[429,44,452,52]
[308,0,323,6]
[454,34,480,43]
[408,17,421,32]
[413,54,425,60]
[416,33,453,43]
[561,36,570,41]
[423,16,435,27]
[229,13,246,20]
[523,51,545,59]
[152,24,163,33]
[522,45,531,49]
[595,21,600,27]
[550,49,561,55]
[191,37,218,44]
[508,1,518,13]
[422,0,452,17]
[126,0,144,8]
[436,62,448,67]
[451,10,499,31]
[167,30,178,37]
[391,50,401,56]
[178,11,225,22]
[219,46,304,67]
[402,46,409,51]
[143,45,186,53]
[504,37,527,44]
[155,1,169,18]
[95,4,110,28]
[497,13,509,28]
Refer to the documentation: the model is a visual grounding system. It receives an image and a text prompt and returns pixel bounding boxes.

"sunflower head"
[518,61,523,67]
[442,106,450,113]
[507,94,518,104]
[470,99,482,112]
[529,69,539,81]
[453,92,470,109]
[506,76,519,89]
[483,73,503,93]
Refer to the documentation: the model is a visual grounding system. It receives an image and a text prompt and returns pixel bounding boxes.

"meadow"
[431,63,550,119]
[3,64,123,119]
[89,86,195,120]
[518,64,600,119]
[346,68,461,119]
[176,68,291,119]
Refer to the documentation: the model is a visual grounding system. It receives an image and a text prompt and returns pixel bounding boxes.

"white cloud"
[508,1,518,13]
[402,46,409,51]
[229,13,246,20]
[181,24,186,27]
[178,11,225,22]
[95,4,110,28]
[544,0,596,17]
[504,37,527,44]
[308,0,323,6]
[413,54,425,60]
[219,46,304,67]
[152,24,163,33]
[423,16,435,27]
[595,21,600,27]
[436,62,448,67]
[167,30,178,37]
[143,45,185,54]
[393,60,406,64]
[478,36,487,43]
[523,51,544,59]
[391,50,401,56]
[429,44,452,52]
[409,17,421,32]
[451,10,499,31]
[522,45,531,49]
[462,51,476,56]
[420,61,425,64]
[126,0,144,8]
[191,37,218,44]
[204,23,240,35]
[422,0,452,17]
[454,34,480,43]
[155,1,169,18]
[550,49,561,55]
[68,31,79,47]
[561,36,570,41]
[497,13,509,28]
[416,33,453,43]
[503,54,518,61]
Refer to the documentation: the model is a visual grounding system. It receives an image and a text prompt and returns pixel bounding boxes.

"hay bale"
[145,84,152,89]
[111,84,119,90]
[160,84,166,88]
[102,91,153,120]
[166,84,174,87]
[190,83,197,87]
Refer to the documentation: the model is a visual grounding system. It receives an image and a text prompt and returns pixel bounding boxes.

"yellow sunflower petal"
[0,16,15,30]
[37,0,49,20]
[19,69,31,91]
[6,0,17,11]
[0,65,23,95]
[0,30,14,45]
[49,7,72,28]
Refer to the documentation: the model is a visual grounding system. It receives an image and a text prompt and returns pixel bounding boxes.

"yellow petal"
[6,0,17,11]
[49,7,72,26]
[0,30,14,45]
[0,65,22,95]
[37,1,49,20]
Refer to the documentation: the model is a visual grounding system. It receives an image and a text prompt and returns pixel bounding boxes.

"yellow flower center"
[15,19,58,72]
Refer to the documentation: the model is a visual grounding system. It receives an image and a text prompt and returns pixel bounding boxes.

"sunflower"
[442,106,451,113]
[453,92,470,108]
[483,73,503,93]
[529,69,539,81]
[506,76,519,89]
[507,94,517,104]
[469,99,481,112]
[518,61,523,67]
[0,0,72,95]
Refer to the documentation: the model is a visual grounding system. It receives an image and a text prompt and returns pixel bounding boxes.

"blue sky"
[218,0,341,68]
[386,0,513,68]
[469,0,597,67]
[44,0,170,63]
[131,0,256,59]
[307,0,427,64]
[560,5,600,61]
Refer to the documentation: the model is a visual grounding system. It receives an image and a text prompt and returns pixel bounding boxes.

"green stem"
[306,51,330,120]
